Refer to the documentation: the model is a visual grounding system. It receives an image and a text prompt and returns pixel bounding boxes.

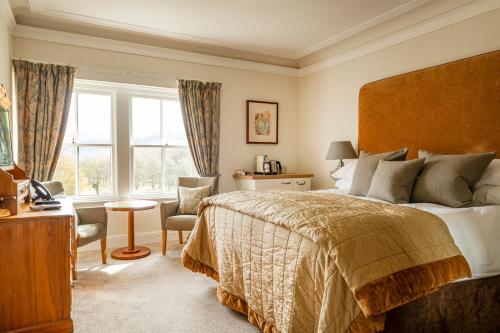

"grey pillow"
[348,148,408,196]
[412,150,496,207]
[367,159,425,204]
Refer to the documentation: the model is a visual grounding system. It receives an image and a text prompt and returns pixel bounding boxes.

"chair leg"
[162,230,167,255]
[100,237,107,264]
[178,230,183,244]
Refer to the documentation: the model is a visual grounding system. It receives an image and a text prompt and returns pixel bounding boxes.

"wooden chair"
[42,181,108,279]
[160,176,217,254]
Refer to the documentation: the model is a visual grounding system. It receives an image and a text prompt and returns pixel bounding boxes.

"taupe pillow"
[412,150,495,207]
[178,185,212,215]
[367,159,425,204]
[349,148,408,196]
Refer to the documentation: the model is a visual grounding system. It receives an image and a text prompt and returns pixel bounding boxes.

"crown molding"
[299,0,500,77]
[0,1,16,32]
[12,25,300,77]
[294,0,430,59]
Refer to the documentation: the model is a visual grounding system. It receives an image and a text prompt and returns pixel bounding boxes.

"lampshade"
[325,141,357,160]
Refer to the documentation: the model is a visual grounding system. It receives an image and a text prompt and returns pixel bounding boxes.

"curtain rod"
[12,57,213,83]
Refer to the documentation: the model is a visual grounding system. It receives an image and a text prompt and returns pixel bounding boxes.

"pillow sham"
[348,148,408,196]
[178,185,212,215]
[412,150,495,207]
[474,159,500,205]
[331,159,358,193]
[367,159,425,204]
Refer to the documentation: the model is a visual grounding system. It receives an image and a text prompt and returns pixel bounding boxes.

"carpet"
[73,238,259,333]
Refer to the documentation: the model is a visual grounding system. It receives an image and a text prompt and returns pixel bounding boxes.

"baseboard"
[78,230,163,252]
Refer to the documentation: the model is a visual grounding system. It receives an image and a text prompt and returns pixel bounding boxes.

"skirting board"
[78,230,164,252]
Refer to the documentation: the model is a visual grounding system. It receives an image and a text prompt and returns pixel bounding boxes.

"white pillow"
[474,159,500,205]
[331,159,358,192]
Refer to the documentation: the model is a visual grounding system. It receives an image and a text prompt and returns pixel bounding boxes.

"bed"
[182,49,500,332]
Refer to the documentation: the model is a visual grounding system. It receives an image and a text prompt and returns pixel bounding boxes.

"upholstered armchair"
[41,181,108,278]
[160,176,217,255]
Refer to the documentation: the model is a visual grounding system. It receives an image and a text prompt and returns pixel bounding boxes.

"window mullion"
[161,146,165,193]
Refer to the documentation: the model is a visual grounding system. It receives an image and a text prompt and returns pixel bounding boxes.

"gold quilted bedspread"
[181,190,471,332]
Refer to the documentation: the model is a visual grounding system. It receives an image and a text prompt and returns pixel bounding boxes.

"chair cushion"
[165,215,197,231]
[77,223,106,247]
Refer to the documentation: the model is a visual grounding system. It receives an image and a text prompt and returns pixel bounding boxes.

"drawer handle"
[296,181,306,185]
[281,181,292,185]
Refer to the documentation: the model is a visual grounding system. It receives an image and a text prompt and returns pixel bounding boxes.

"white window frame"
[129,90,191,197]
[59,84,117,201]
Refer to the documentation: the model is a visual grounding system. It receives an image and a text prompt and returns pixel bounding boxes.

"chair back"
[41,181,65,197]
[178,176,217,196]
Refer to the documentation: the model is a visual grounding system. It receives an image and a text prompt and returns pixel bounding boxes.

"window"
[54,89,115,197]
[53,80,196,199]
[131,96,196,194]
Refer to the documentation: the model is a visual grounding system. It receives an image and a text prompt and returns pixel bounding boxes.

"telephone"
[31,180,53,201]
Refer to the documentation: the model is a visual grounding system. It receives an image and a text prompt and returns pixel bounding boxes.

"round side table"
[104,200,157,260]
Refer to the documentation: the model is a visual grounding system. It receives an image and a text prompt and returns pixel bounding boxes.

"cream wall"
[0,14,12,97]
[13,36,299,245]
[299,8,500,190]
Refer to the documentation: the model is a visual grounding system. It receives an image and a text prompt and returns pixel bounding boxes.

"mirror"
[0,84,13,170]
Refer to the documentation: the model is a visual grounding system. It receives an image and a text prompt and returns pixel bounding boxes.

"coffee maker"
[255,155,271,174]
[256,155,282,175]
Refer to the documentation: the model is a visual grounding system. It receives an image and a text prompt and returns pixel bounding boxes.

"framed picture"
[246,100,278,144]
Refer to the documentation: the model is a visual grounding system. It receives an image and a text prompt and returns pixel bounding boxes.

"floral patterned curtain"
[13,60,77,181]
[177,80,221,192]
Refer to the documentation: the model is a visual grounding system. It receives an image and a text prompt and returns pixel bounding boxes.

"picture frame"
[246,100,278,144]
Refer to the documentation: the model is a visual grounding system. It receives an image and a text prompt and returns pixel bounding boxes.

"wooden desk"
[0,199,75,333]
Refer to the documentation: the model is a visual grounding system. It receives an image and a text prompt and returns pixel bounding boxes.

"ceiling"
[9,0,432,60]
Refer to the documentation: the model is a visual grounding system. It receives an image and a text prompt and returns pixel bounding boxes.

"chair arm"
[160,200,179,229]
[75,206,108,226]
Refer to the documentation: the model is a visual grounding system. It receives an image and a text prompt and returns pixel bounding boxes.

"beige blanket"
[182,191,471,332]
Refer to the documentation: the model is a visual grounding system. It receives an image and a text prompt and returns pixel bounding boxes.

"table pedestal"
[111,211,151,260]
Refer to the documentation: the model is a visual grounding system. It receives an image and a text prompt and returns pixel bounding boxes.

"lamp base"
[329,159,344,180]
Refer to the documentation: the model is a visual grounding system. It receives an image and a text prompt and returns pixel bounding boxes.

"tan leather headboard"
[358,50,500,159]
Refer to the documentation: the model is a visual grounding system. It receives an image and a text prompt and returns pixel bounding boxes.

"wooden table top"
[0,198,74,222]
[104,200,157,212]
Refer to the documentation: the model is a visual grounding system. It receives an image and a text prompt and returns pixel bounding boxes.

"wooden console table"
[0,199,75,333]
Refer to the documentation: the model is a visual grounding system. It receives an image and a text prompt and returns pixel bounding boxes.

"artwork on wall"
[0,84,13,170]
[246,100,278,144]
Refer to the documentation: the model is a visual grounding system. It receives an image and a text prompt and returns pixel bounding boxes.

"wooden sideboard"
[233,173,314,191]
[0,199,75,333]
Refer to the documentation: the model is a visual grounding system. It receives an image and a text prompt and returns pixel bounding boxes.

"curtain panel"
[13,60,77,181]
[178,80,221,192]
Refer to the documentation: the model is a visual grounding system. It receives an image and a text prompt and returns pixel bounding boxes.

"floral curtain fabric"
[13,60,77,181]
[178,79,221,192]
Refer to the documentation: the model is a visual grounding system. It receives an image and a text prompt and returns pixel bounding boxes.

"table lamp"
[325,141,357,180]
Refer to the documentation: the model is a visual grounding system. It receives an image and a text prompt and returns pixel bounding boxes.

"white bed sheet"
[317,190,500,278]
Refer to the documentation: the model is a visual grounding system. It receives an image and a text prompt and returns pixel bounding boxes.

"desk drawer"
[292,179,311,191]
[254,179,294,190]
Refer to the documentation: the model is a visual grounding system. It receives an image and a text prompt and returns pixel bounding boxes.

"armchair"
[41,181,108,279]
[160,176,217,255]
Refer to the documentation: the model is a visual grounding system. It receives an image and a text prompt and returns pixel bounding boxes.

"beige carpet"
[73,239,259,333]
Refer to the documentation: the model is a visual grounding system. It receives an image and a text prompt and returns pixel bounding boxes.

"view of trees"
[53,147,112,196]
[133,147,196,193]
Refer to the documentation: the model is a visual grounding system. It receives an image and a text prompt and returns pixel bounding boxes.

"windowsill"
[69,194,177,206]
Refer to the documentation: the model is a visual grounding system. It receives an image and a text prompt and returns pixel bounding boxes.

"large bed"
[182,50,500,332]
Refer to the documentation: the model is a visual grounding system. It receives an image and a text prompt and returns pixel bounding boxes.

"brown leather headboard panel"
[358,50,500,159]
